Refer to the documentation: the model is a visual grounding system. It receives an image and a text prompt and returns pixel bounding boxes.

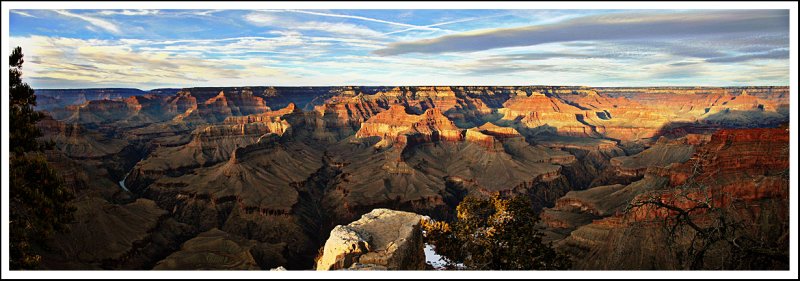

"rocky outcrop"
[129,104,298,189]
[608,136,697,177]
[35,85,789,270]
[356,104,463,143]
[39,197,194,269]
[465,128,502,151]
[601,87,788,128]
[500,92,597,138]
[663,128,785,191]
[316,209,427,270]
[130,138,323,270]
[173,89,270,124]
[312,96,387,140]
[464,122,525,151]
[144,135,322,221]
[154,228,285,270]
[35,88,147,111]
[355,105,418,139]
[326,124,574,221]
[61,99,140,124]
[545,127,789,269]
[37,116,129,159]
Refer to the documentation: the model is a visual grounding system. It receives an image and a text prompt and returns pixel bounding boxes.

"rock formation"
[154,228,285,270]
[35,88,148,111]
[355,104,463,143]
[39,198,194,269]
[32,85,789,270]
[543,127,789,269]
[37,116,129,158]
[316,209,427,270]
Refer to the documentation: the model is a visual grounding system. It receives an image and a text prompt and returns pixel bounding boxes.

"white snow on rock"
[424,243,448,270]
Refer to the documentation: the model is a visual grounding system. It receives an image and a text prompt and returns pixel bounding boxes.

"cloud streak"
[382,15,496,35]
[9,9,790,88]
[54,10,121,34]
[264,9,449,33]
[9,35,292,88]
[11,10,36,17]
[374,10,789,56]
[98,9,160,16]
[244,12,386,38]
[705,48,789,63]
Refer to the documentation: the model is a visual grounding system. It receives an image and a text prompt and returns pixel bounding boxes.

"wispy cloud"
[263,9,449,33]
[374,10,789,55]
[296,21,385,38]
[11,10,36,18]
[383,15,497,35]
[98,9,160,16]
[190,9,224,16]
[54,10,121,34]
[9,9,790,87]
[705,48,789,63]
[244,12,279,25]
[485,52,591,61]
[9,35,291,88]
[244,11,386,38]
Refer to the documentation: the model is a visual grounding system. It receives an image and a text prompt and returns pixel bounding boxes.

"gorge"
[31,85,790,270]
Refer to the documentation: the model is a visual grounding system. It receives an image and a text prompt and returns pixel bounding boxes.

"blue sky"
[8,9,790,89]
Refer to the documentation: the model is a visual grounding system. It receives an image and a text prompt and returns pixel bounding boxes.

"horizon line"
[35,85,792,92]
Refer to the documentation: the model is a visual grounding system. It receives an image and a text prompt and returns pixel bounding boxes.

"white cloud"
[11,10,36,17]
[244,12,279,26]
[98,9,160,16]
[245,12,386,38]
[375,10,789,56]
[383,15,501,35]
[267,9,446,32]
[9,9,789,88]
[191,10,224,16]
[54,10,121,34]
[295,21,385,38]
[126,35,336,57]
[8,35,292,88]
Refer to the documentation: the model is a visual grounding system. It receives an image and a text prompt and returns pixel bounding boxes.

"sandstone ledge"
[316,209,428,270]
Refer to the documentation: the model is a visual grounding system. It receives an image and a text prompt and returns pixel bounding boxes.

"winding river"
[119,170,131,192]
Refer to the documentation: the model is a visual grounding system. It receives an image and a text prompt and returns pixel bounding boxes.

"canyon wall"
[34,85,789,270]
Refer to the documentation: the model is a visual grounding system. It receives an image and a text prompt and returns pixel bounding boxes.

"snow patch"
[424,243,448,270]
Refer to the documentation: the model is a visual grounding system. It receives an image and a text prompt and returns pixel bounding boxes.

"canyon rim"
[2,1,797,279]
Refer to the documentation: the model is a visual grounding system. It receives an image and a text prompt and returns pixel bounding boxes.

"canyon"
[32,85,789,270]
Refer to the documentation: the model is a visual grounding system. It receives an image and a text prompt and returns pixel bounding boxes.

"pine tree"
[10,47,45,153]
[9,46,75,269]
[423,194,572,270]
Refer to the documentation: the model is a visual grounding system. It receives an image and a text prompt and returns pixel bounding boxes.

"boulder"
[316,209,428,270]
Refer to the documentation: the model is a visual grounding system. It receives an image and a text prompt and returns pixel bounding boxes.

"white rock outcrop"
[315,209,428,270]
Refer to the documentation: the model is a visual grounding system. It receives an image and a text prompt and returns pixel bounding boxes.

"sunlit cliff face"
[30,84,790,270]
[10,6,790,272]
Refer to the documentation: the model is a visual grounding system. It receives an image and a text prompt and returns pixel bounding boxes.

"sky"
[8,9,791,89]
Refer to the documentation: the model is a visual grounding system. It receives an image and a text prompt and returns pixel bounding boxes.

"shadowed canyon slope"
[34,85,789,270]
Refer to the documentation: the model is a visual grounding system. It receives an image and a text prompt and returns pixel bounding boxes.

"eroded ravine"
[32,86,789,270]
[292,150,343,268]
